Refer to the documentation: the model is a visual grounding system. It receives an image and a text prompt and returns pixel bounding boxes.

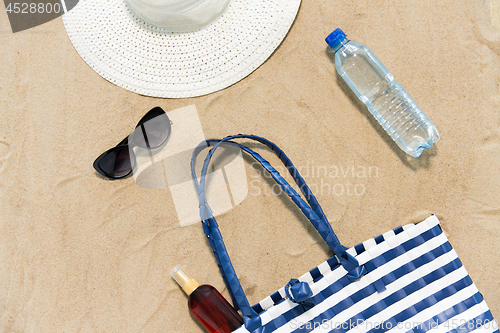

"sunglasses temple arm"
[116,136,129,147]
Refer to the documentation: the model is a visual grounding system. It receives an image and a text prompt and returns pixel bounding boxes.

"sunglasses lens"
[131,113,170,149]
[98,147,133,178]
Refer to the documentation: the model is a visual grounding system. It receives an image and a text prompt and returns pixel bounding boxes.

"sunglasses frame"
[93,107,172,180]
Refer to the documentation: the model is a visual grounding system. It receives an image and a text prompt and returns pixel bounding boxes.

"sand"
[0,0,499,332]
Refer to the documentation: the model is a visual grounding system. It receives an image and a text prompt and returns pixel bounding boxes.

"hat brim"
[62,0,301,98]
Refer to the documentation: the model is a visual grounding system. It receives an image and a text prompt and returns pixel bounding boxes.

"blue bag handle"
[191,135,362,332]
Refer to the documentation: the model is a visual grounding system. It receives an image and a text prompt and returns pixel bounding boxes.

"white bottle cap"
[171,265,200,296]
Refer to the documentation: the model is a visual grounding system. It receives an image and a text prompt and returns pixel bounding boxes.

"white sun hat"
[62,0,301,98]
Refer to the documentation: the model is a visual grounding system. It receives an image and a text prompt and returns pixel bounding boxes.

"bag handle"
[192,135,337,245]
[191,135,362,331]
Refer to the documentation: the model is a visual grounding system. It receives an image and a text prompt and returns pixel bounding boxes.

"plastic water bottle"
[326,28,439,157]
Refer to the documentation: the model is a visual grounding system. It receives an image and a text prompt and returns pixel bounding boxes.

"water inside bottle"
[339,53,438,157]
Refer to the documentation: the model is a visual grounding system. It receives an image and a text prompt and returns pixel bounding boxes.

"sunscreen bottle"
[171,265,244,333]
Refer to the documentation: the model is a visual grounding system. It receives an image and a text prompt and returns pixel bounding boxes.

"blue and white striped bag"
[191,135,497,333]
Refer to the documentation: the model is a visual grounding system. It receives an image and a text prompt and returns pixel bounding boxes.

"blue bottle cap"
[325,28,347,50]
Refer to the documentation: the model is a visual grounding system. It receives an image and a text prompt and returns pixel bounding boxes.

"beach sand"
[0,0,499,331]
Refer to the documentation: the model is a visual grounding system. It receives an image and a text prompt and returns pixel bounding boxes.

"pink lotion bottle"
[171,265,244,333]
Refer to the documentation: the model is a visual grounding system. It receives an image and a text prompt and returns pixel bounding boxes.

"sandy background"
[1,0,499,332]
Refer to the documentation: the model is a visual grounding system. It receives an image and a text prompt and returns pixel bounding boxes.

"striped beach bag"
[191,135,497,333]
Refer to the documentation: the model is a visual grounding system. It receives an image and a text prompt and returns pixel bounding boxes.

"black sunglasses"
[93,107,172,179]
